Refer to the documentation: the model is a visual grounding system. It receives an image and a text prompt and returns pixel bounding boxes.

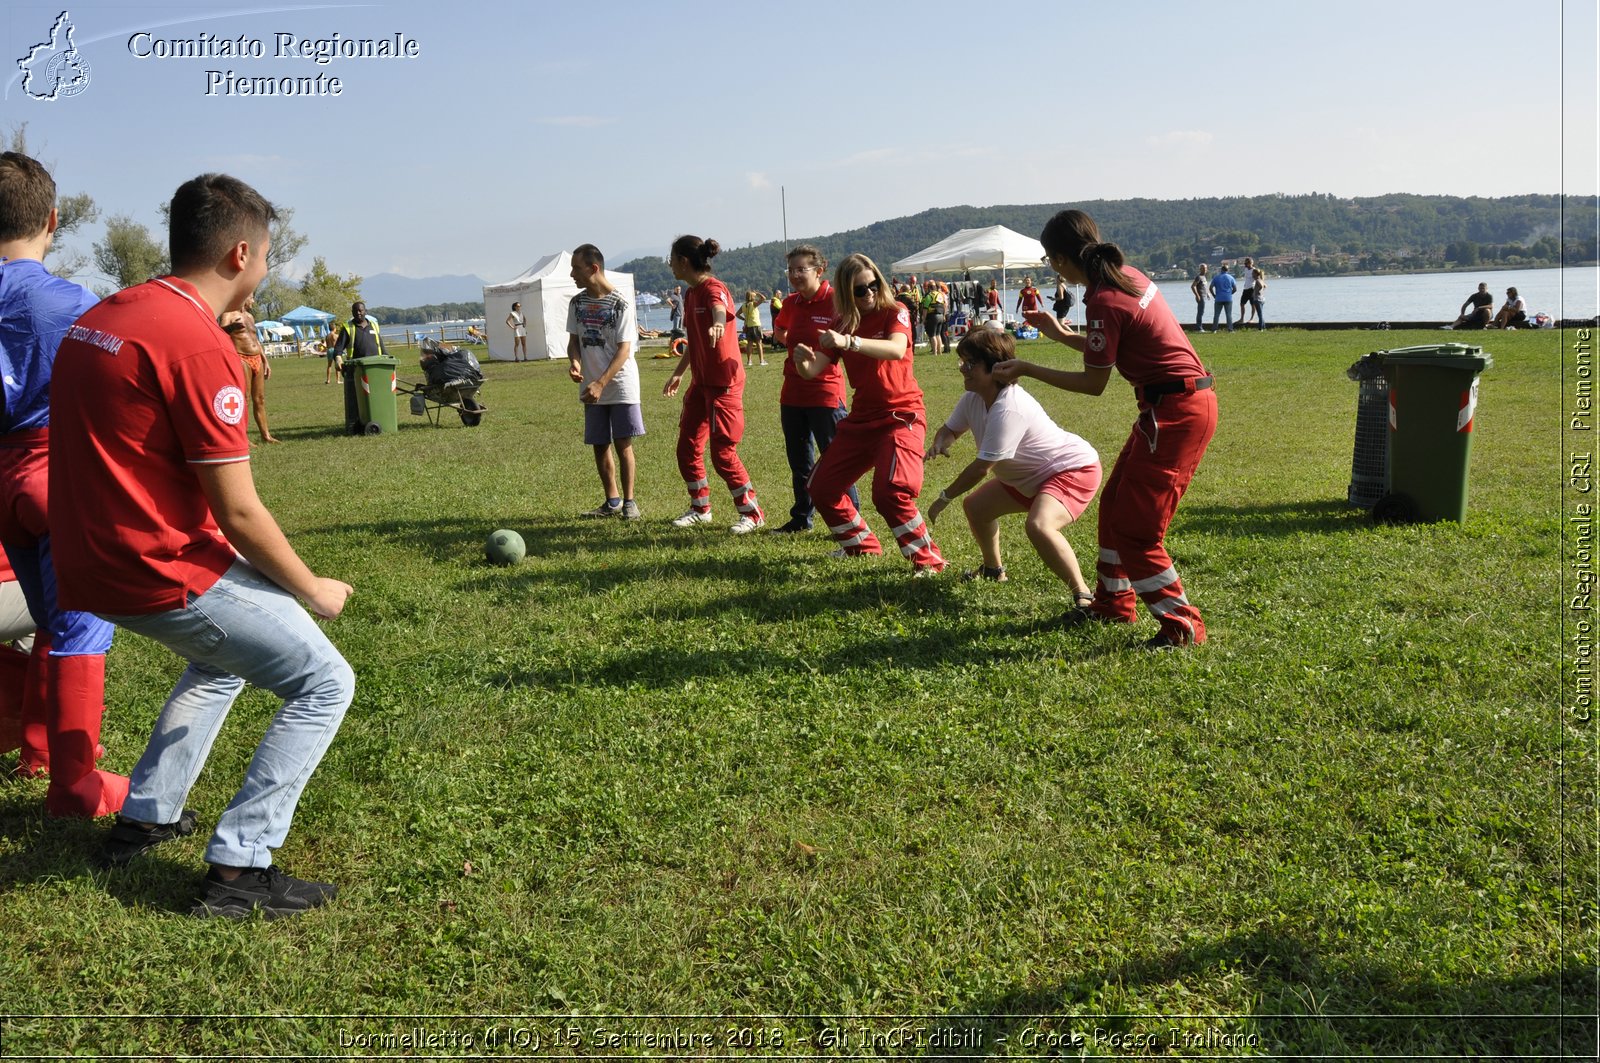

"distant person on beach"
[662,235,766,534]
[506,301,528,361]
[771,244,855,533]
[1250,268,1267,330]
[1000,208,1217,649]
[740,290,767,367]
[923,280,948,357]
[1449,282,1494,329]
[789,252,946,574]
[219,295,282,445]
[1190,263,1209,331]
[1209,265,1236,332]
[566,244,643,520]
[1016,276,1043,318]
[1053,276,1075,325]
[53,173,354,917]
[925,327,1100,599]
[1489,286,1527,329]
[323,324,342,383]
[986,280,1001,321]
[668,286,683,333]
[1237,257,1258,325]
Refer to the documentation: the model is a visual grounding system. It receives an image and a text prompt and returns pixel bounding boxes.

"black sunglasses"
[852,280,881,298]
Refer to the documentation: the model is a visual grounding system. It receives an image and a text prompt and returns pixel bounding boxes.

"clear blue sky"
[4,0,1595,289]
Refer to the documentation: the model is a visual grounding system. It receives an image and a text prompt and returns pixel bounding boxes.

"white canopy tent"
[482,252,636,362]
[892,225,1050,320]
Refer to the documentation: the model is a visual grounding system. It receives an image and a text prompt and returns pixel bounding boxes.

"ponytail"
[1039,210,1143,299]
[670,234,721,274]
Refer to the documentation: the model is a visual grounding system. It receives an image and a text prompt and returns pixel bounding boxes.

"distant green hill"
[620,193,1597,298]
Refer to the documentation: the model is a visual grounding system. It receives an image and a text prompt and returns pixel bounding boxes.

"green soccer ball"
[485,529,526,566]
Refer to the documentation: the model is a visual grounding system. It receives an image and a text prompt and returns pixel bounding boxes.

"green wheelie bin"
[351,355,398,435]
[1374,343,1493,524]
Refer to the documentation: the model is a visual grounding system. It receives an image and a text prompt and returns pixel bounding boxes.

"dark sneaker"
[191,864,338,920]
[773,519,811,533]
[100,809,200,867]
[581,502,622,518]
[620,500,642,520]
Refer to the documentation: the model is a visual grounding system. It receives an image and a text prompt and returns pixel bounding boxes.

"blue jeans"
[1212,299,1234,331]
[780,403,855,525]
[1194,298,1206,329]
[101,561,354,869]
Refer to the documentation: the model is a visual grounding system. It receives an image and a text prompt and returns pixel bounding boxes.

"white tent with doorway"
[482,252,636,362]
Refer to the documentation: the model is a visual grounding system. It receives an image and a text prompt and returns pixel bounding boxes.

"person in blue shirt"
[0,151,127,817]
[1208,265,1237,332]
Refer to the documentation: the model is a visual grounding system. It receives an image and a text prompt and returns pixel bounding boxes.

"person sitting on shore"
[1448,282,1494,330]
[1488,287,1527,329]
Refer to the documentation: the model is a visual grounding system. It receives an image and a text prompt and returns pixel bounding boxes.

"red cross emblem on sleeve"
[213,385,246,425]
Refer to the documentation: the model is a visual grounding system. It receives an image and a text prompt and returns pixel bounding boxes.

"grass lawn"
[0,328,1592,1058]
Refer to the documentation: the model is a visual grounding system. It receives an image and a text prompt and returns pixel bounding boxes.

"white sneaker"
[729,514,766,535]
[672,509,713,527]
[828,547,851,559]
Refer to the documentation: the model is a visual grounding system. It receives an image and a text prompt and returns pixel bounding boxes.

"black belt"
[1138,375,1213,404]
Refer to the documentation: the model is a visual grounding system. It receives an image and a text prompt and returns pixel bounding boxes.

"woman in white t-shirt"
[925,328,1101,600]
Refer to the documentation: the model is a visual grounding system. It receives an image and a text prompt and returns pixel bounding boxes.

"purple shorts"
[584,402,646,445]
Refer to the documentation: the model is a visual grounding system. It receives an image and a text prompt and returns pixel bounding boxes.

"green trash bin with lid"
[351,355,398,435]
[1375,343,1493,524]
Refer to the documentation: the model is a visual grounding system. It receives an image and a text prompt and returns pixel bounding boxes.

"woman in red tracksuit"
[791,253,945,575]
[662,234,765,534]
[995,209,1217,648]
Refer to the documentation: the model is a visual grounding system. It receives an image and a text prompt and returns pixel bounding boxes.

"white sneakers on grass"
[671,509,714,528]
[729,515,766,535]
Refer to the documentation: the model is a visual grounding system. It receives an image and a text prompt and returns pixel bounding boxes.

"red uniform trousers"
[809,410,945,572]
[676,383,762,520]
[0,435,127,816]
[1090,388,1217,644]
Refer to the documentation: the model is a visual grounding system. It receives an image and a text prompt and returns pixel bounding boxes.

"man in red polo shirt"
[50,173,355,919]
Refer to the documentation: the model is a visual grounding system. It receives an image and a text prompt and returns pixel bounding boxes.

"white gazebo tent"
[891,224,1050,320]
[482,252,636,362]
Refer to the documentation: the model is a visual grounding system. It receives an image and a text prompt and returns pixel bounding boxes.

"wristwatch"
[849,335,861,352]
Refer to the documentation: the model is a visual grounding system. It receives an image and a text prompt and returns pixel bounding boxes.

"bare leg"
[1025,494,1091,598]
[593,443,618,500]
[615,438,636,500]
[962,480,1028,571]
[250,364,280,443]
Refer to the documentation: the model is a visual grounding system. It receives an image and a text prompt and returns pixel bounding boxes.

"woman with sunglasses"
[925,328,1100,601]
[994,209,1216,649]
[662,235,766,533]
[791,253,945,574]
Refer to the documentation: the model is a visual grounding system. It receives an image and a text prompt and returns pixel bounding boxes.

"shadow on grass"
[1178,499,1369,537]
[0,792,199,914]
[913,929,1596,1058]
[491,607,1135,690]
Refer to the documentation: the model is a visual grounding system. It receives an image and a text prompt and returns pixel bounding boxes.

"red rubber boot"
[16,635,50,776]
[43,653,127,818]
[0,642,26,755]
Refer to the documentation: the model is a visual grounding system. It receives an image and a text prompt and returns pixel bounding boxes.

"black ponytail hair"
[670,234,721,274]
[1038,209,1143,299]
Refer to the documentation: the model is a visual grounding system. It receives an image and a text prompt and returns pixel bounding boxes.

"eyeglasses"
[787,265,816,275]
[852,280,881,298]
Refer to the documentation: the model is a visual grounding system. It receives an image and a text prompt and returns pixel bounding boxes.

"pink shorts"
[1001,462,1102,519]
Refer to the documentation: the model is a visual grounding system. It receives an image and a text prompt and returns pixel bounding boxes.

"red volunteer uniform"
[809,305,944,571]
[774,281,845,409]
[50,278,250,616]
[1080,268,1217,644]
[676,276,761,520]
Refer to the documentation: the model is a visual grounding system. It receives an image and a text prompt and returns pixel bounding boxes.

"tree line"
[618,193,1598,297]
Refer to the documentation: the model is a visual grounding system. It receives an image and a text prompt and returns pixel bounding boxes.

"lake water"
[382,265,1597,340]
